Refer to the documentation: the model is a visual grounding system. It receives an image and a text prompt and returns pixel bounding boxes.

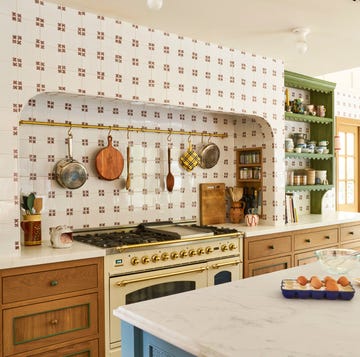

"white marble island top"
[114,262,360,357]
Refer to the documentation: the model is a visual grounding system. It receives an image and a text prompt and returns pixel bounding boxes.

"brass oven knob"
[179,250,188,258]
[141,256,150,264]
[131,257,139,265]
[205,246,213,254]
[151,254,160,262]
[221,244,228,252]
[161,252,169,261]
[170,252,179,260]
[197,248,205,255]
[229,243,237,251]
[188,249,196,257]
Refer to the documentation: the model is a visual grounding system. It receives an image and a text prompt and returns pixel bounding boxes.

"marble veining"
[114,262,360,356]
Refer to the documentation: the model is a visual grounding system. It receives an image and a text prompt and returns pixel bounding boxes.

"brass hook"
[67,125,72,137]
[187,134,192,143]
[167,130,173,142]
[108,126,112,136]
[208,134,212,143]
[127,129,130,141]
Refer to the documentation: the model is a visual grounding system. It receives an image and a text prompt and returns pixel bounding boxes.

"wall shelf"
[286,184,334,192]
[285,153,333,160]
[285,112,333,124]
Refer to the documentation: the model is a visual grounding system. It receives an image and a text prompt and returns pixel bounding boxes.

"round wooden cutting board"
[95,135,124,180]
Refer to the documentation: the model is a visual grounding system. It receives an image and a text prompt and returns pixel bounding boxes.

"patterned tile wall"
[0,0,286,255]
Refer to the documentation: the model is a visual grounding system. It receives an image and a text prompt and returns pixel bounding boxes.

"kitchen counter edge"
[0,241,105,270]
[217,211,360,237]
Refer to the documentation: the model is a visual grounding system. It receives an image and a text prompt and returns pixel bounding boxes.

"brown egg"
[324,276,336,284]
[337,276,350,287]
[310,276,322,289]
[325,281,339,291]
[296,275,308,286]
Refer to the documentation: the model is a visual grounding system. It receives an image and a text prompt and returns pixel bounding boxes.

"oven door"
[207,256,242,286]
[109,262,208,351]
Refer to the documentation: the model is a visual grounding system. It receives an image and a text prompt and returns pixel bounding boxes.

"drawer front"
[294,228,338,251]
[248,236,292,260]
[3,293,98,356]
[28,339,98,357]
[246,255,292,277]
[340,224,360,242]
[294,245,338,266]
[3,264,98,304]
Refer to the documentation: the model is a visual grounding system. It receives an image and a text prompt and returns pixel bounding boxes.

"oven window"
[125,281,195,305]
[213,271,232,285]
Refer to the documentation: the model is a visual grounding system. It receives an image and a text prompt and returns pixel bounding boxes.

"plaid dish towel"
[179,142,200,172]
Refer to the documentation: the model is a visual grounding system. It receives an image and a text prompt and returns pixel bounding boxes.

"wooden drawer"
[27,339,98,357]
[246,255,292,277]
[247,235,292,260]
[340,240,360,251]
[340,224,360,242]
[294,228,338,251]
[2,264,98,304]
[294,245,338,266]
[3,293,98,356]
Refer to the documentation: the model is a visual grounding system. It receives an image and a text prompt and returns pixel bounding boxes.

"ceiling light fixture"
[147,0,163,10]
[292,27,310,54]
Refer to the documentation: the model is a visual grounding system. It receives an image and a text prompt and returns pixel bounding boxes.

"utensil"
[33,197,43,214]
[125,146,131,190]
[27,193,35,214]
[22,195,29,215]
[54,131,88,189]
[95,135,124,181]
[197,141,220,169]
[166,147,174,192]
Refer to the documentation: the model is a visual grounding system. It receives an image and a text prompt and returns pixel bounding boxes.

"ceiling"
[47,0,360,77]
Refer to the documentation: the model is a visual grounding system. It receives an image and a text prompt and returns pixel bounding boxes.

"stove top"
[73,222,239,249]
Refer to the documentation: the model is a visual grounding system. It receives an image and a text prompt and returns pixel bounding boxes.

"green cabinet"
[284,70,336,214]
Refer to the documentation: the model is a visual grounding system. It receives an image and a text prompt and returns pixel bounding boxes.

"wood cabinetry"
[243,224,349,278]
[285,71,336,214]
[0,257,104,357]
[244,233,292,277]
[235,147,263,216]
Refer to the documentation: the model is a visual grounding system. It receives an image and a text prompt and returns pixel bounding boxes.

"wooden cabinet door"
[245,256,292,278]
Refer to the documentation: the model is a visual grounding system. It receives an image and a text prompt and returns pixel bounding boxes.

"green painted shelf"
[285,153,333,160]
[285,184,334,192]
[285,112,333,124]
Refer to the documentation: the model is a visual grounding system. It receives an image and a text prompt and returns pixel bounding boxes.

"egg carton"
[281,279,355,300]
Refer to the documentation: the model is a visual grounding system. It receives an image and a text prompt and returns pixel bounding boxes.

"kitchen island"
[114,261,360,357]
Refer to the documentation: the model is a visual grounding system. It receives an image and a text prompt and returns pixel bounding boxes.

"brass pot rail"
[18,120,228,139]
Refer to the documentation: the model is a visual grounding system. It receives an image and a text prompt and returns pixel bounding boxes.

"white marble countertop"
[0,240,105,270]
[218,211,360,237]
[114,262,360,357]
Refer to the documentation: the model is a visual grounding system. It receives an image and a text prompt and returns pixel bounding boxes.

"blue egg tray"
[281,279,355,300]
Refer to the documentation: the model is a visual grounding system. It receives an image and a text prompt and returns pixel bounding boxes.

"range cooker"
[73,221,244,357]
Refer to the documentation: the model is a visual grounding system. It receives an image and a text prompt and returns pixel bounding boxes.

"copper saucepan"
[54,131,88,189]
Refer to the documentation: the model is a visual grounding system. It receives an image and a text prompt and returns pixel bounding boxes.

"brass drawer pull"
[50,319,58,325]
[50,280,58,286]
[269,245,275,249]
[305,239,311,243]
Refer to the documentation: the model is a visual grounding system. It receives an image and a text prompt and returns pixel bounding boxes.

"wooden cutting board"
[199,183,226,225]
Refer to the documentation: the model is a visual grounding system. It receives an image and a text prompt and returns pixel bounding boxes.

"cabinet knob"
[349,231,354,235]
[305,238,311,243]
[324,235,330,239]
[50,319,58,325]
[50,280,58,286]
[269,245,275,249]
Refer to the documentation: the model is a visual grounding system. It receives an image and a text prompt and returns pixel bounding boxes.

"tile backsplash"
[0,0,315,256]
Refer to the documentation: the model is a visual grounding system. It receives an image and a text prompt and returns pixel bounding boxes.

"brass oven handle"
[115,266,207,287]
[211,259,242,269]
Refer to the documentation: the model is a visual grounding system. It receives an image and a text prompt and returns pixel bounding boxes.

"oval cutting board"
[95,135,124,180]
